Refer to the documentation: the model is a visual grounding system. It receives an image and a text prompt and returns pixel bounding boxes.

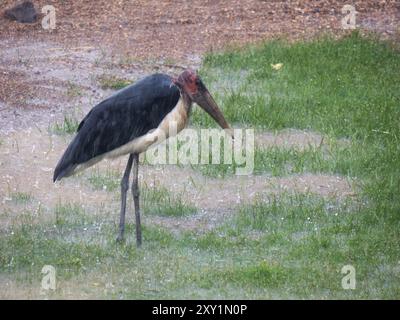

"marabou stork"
[53,69,232,247]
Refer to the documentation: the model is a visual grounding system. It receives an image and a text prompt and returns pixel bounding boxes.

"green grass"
[88,169,121,192]
[142,184,196,217]
[1,192,398,298]
[1,33,400,299]
[182,191,399,298]
[194,32,400,135]
[232,193,399,298]
[253,141,367,177]
[11,192,32,204]
[192,260,288,290]
[87,171,196,217]
[186,32,400,298]
[194,32,400,192]
[193,137,366,178]
[54,203,94,228]
[97,74,132,90]
[51,115,80,135]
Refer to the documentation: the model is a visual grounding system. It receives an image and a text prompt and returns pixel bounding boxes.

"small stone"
[4,1,38,24]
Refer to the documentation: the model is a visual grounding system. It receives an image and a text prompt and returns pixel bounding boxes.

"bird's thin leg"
[131,153,142,247]
[116,154,134,243]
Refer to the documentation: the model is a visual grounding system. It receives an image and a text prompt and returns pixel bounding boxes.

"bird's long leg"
[132,153,142,247]
[116,154,134,243]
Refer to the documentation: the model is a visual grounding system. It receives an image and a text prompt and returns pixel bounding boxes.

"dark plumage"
[53,73,180,182]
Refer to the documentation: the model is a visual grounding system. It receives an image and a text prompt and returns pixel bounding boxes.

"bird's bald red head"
[172,69,233,137]
[173,69,199,95]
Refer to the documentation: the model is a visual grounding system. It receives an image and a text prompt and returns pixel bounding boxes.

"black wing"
[53,73,180,181]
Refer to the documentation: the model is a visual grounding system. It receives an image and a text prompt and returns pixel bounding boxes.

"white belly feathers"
[72,97,190,175]
[105,97,189,158]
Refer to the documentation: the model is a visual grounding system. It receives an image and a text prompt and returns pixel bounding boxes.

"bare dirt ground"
[1,0,399,131]
[0,127,356,233]
[0,1,397,231]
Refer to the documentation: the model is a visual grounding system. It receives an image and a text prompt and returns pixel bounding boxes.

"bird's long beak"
[193,88,233,138]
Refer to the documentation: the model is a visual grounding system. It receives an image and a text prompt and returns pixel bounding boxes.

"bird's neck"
[181,92,193,117]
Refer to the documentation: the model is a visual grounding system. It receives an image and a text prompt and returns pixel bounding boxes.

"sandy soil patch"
[0,127,357,232]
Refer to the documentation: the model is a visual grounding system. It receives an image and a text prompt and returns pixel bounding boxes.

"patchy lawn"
[1,32,399,299]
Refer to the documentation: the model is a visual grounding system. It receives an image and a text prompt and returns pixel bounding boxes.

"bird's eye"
[198,79,206,91]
